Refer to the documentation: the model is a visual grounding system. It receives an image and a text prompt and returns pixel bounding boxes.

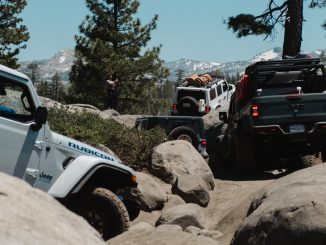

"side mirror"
[219,111,228,123]
[228,85,233,91]
[31,106,48,131]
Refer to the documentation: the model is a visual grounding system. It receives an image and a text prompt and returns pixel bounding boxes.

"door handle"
[25,168,38,180]
[34,141,44,151]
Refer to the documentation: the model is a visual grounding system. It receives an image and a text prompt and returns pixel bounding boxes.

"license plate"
[289,124,305,133]
[182,103,191,108]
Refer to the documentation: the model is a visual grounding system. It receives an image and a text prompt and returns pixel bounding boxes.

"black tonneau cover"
[245,58,323,75]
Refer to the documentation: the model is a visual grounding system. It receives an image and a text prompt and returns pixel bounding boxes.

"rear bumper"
[253,122,326,135]
[252,123,326,156]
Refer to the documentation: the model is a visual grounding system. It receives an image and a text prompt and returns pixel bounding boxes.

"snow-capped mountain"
[250,47,282,62]
[18,47,324,82]
[19,49,74,82]
[166,47,283,80]
[165,58,222,76]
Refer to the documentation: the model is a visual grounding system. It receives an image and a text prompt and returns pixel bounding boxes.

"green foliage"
[227,0,326,58]
[225,72,241,85]
[175,69,185,84]
[48,107,166,170]
[22,63,66,103]
[49,72,66,102]
[36,81,52,98]
[228,14,272,38]
[24,62,41,84]
[68,0,169,112]
[0,0,29,68]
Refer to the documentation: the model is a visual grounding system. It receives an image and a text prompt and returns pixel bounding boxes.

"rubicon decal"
[68,142,114,161]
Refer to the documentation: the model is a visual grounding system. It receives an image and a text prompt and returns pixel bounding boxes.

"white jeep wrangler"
[171,77,234,116]
[0,64,137,240]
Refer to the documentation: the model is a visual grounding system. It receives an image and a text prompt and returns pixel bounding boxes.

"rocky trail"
[127,168,298,245]
[35,99,326,244]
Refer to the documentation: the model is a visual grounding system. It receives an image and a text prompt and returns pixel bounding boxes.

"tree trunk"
[282,0,303,59]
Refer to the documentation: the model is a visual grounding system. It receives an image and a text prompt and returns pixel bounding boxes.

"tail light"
[236,74,250,102]
[172,103,177,110]
[205,106,211,113]
[201,139,207,146]
[251,105,259,118]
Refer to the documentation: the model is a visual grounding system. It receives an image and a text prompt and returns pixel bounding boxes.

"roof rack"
[245,58,322,74]
[178,77,224,88]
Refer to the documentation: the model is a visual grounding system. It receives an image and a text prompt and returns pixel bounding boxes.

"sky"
[18,0,326,63]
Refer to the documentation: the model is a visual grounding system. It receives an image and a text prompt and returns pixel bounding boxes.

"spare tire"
[177,96,199,115]
[168,126,199,149]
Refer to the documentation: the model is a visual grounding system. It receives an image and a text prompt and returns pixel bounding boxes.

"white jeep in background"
[171,77,234,116]
[0,64,137,240]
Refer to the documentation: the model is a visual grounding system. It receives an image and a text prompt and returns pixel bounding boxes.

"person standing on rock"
[106,73,119,110]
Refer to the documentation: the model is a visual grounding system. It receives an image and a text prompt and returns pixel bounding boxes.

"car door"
[0,76,44,186]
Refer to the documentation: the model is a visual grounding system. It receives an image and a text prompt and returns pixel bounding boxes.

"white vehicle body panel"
[173,78,234,115]
[0,64,135,197]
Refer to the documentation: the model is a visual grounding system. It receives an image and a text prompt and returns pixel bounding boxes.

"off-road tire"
[177,96,199,115]
[231,126,255,173]
[321,149,326,163]
[209,134,231,171]
[75,187,130,241]
[287,154,319,171]
[168,126,199,149]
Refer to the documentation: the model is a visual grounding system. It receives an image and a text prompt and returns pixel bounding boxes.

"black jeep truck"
[135,116,208,157]
[216,58,326,170]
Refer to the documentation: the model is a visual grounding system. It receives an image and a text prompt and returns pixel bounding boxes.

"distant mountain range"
[18,47,325,82]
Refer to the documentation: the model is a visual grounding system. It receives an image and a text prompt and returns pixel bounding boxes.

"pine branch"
[253,1,288,20]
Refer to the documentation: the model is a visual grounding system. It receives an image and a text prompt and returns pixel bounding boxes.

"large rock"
[172,175,210,207]
[108,227,220,245]
[40,97,119,120]
[112,114,144,128]
[0,173,104,245]
[130,221,153,231]
[231,164,326,245]
[99,109,120,119]
[40,96,63,109]
[156,203,205,230]
[151,140,215,190]
[118,172,167,211]
[163,194,186,210]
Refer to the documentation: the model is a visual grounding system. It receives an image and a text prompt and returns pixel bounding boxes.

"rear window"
[177,90,205,101]
[255,69,326,96]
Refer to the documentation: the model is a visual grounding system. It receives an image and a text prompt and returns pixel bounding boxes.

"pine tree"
[21,62,49,97]
[226,0,325,58]
[49,72,65,102]
[36,80,51,98]
[25,62,41,84]
[0,0,29,68]
[68,0,169,112]
[175,69,185,84]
